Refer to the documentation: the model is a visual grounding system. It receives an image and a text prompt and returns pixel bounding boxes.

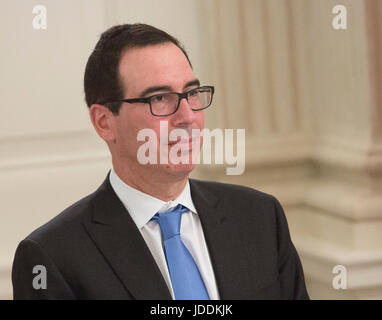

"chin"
[157,144,200,177]
[162,162,196,178]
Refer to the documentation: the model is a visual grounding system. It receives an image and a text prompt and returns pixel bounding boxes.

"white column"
[196,0,382,299]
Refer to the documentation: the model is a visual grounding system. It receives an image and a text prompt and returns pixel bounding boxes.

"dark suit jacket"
[12,174,309,299]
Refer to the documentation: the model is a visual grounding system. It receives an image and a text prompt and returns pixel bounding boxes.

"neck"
[112,161,189,202]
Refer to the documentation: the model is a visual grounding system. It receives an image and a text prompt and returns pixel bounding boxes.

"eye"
[151,94,165,103]
[188,89,199,97]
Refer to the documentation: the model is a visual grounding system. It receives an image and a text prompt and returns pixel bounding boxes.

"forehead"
[118,43,195,95]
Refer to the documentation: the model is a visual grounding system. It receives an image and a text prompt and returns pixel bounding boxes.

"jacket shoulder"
[24,190,97,245]
[189,178,277,204]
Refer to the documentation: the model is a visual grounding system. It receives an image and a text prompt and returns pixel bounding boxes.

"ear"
[89,104,117,143]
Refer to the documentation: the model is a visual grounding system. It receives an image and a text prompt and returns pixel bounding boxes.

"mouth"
[160,134,202,163]
[167,135,199,146]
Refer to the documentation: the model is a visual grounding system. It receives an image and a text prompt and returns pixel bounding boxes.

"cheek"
[116,113,162,151]
[113,115,138,150]
[196,111,205,129]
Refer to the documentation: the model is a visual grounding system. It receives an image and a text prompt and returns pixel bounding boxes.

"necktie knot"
[151,204,189,241]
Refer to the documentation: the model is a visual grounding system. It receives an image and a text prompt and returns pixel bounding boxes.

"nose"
[171,96,196,125]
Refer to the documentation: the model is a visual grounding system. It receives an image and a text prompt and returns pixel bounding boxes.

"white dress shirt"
[109,168,220,300]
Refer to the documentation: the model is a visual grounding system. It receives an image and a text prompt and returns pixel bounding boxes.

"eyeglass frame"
[100,85,215,117]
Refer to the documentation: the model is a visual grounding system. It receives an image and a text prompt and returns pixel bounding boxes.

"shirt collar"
[109,168,197,230]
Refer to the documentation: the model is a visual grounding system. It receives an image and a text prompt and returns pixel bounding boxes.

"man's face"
[111,43,204,179]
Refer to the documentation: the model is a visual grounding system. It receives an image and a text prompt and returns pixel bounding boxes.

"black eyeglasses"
[101,86,214,117]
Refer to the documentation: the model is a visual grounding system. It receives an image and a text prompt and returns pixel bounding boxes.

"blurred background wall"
[1,0,381,299]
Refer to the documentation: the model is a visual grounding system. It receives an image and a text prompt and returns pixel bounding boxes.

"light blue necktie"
[151,204,210,300]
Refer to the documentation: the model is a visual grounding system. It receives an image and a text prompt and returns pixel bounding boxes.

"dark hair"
[84,23,192,114]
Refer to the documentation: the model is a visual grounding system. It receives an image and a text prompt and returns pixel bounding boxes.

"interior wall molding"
[200,133,382,172]
[0,262,12,300]
[296,236,382,296]
[0,130,110,171]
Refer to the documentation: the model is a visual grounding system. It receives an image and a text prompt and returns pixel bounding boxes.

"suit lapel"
[189,179,256,299]
[82,175,262,299]
[82,176,171,300]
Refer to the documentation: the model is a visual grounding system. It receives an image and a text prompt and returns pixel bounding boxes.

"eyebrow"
[139,79,200,98]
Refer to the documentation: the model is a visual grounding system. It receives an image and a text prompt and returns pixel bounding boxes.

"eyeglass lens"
[150,87,212,116]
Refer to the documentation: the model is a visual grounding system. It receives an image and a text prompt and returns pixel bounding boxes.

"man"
[12,23,309,300]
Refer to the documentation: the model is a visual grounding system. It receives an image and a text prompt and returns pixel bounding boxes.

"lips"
[168,136,199,146]
[168,137,192,146]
